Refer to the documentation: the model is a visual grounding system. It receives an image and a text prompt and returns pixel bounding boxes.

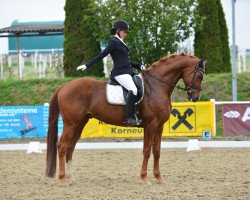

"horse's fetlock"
[59,173,65,180]
[140,173,147,179]
[154,172,161,178]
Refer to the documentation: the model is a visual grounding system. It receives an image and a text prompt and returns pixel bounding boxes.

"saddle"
[106,74,144,105]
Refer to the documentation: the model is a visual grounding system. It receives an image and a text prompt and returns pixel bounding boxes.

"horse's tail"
[45,86,63,178]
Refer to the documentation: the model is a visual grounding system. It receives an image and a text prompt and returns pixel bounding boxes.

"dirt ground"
[0,148,249,200]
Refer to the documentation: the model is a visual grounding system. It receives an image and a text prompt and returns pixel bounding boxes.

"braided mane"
[149,52,197,69]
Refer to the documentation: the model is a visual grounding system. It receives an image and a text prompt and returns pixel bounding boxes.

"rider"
[76,19,145,126]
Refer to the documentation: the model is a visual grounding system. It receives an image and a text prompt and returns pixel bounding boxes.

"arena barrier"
[80,101,215,138]
[215,101,250,136]
[1,141,250,151]
[0,101,215,139]
[0,105,62,139]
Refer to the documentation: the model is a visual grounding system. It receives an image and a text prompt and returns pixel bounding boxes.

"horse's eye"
[197,75,203,81]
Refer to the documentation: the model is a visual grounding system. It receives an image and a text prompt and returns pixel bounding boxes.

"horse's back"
[56,77,123,124]
[57,78,106,107]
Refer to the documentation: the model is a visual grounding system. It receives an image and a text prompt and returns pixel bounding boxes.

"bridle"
[142,60,205,95]
[180,61,205,94]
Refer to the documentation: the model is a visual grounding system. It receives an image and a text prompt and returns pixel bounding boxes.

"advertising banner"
[222,104,250,136]
[81,101,215,138]
[0,106,63,139]
[0,101,215,139]
[0,106,46,139]
[164,102,215,137]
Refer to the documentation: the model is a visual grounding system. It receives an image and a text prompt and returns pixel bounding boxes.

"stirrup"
[125,117,141,126]
[125,116,141,126]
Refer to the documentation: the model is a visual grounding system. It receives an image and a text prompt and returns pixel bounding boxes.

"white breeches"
[114,74,138,96]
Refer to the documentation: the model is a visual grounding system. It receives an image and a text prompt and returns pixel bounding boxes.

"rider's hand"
[140,65,146,71]
[76,64,87,71]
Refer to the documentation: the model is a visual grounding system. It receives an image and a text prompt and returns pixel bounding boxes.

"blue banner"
[0,106,63,139]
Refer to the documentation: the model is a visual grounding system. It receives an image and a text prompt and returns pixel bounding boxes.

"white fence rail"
[1,48,250,79]
[0,49,64,79]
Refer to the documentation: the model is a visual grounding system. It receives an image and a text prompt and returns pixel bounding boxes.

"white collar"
[115,34,127,46]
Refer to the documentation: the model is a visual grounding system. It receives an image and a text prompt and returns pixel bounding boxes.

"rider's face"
[120,30,128,39]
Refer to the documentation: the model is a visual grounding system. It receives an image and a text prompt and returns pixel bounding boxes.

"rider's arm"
[85,40,116,68]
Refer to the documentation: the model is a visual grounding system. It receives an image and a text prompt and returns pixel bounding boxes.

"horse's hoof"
[156,176,164,184]
[59,177,69,187]
[59,181,67,187]
[141,177,151,185]
[66,175,76,185]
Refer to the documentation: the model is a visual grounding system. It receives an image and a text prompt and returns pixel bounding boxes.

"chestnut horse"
[46,53,206,184]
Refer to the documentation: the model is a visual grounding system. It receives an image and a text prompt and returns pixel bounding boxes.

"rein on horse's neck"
[142,55,198,97]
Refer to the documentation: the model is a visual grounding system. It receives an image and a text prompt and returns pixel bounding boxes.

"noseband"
[142,60,205,94]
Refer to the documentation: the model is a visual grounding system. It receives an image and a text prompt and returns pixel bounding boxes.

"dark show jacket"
[85,36,141,76]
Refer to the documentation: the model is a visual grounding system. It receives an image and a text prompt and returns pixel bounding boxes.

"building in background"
[8,20,64,53]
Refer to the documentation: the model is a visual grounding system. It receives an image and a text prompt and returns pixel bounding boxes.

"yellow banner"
[81,101,215,138]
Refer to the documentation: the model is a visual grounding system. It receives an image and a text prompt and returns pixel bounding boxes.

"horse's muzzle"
[192,97,200,102]
[187,92,200,102]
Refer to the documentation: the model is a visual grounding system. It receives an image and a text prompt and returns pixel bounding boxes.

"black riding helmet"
[110,20,129,35]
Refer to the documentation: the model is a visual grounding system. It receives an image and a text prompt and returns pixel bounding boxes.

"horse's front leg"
[141,122,157,184]
[152,125,164,184]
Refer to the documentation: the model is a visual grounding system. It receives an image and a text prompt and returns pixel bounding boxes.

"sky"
[0,0,249,52]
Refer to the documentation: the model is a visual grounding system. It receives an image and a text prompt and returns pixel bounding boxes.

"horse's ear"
[198,59,207,68]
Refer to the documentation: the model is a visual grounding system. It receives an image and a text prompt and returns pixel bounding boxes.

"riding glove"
[76,64,87,71]
[140,65,146,71]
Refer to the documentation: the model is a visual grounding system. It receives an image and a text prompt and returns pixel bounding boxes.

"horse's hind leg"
[57,128,71,183]
[65,118,89,181]
[57,122,78,183]
[152,125,164,184]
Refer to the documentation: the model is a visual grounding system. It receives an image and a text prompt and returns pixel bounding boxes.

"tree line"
[63,0,231,77]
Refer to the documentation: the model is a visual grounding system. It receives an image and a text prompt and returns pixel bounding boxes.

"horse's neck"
[148,63,184,97]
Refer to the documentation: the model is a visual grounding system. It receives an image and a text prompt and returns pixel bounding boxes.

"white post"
[21,51,25,70]
[34,50,38,69]
[8,56,12,79]
[19,50,23,79]
[50,49,54,69]
[39,54,43,79]
[242,49,246,72]
[237,52,241,73]
[31,54,34,69]
[42,56,47,78]
[0,54,3,78]
[49,53,52,69]
[8,55,12,67]
[210,99,216,137]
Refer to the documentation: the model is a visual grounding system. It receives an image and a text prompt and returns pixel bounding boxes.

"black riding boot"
[125,91,142,126]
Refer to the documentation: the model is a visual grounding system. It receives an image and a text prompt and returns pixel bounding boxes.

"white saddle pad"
[106,74,144,105]
[106,85,126,105]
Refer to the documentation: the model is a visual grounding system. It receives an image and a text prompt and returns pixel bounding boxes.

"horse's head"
[182,59,206,102]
